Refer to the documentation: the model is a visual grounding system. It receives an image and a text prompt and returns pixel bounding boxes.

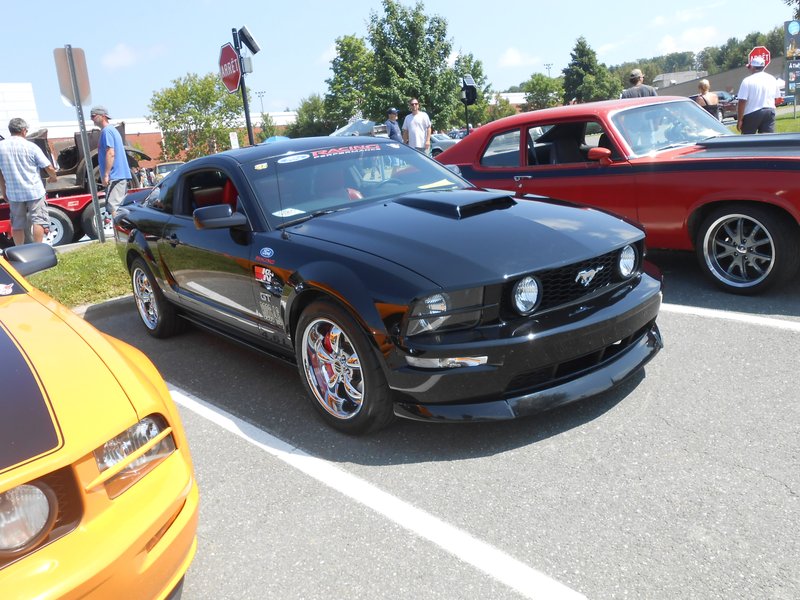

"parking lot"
[82,250,799,599]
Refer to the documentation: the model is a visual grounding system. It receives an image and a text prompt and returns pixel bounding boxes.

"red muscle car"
[437,96,800,294]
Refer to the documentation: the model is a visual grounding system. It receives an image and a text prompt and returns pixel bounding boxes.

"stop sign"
[748,46,771,67]
[219,43,241,93]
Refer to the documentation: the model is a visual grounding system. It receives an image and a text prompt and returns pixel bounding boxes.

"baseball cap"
[387,107,398,114]
[629,68,643,81]
[749,56,766,68]
[90,105,111,118]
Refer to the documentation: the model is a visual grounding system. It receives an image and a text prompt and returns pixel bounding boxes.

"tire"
[130,257,183,338]
[44,207,74,247]
[295,300,395,434]
[696,204,800,294]
[80,202,114,241]
[431,148,442,157]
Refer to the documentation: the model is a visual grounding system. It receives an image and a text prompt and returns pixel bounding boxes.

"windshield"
[156,163,181,174]
[610,100,731,156]
[245,142,468,228]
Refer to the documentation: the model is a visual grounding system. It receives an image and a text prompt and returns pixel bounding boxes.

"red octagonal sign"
[219,43,241,93]
[748,46,771,68]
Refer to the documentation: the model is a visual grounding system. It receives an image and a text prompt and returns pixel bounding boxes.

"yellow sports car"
[0,244,198,599]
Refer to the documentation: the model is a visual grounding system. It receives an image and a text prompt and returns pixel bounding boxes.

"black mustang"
[114,137,663,434]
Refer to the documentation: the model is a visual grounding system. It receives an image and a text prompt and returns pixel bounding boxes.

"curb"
[72,294,133,319]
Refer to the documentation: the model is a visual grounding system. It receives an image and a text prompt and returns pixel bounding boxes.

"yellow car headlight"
[0,482,57,556]
[92,415,176,498]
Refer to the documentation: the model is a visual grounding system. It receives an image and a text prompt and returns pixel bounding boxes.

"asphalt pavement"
[81,250,799,599]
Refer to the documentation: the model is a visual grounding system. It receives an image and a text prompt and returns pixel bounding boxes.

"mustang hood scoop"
[393,190,515,218]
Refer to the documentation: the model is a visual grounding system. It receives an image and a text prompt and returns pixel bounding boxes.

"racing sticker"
[258,293,282,325]
[259,247,275,259]
[0,283,13,296]
[272,208,305,217]
[254,265,274,283]
[311,144,381,159]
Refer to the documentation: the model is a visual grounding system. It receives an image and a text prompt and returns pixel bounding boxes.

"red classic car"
[437,96,800,294]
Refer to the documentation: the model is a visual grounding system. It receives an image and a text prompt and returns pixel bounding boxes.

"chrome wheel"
[301,317,364,420]
[701,213,775,289]
[132,264,160,330]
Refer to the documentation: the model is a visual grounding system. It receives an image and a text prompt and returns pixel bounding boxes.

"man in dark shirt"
[384,108,402,142]
[621,69,658,99]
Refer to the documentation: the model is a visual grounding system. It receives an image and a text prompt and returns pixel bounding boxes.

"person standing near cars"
[0,118,57,245]
[621,68,658,99]
[90,105,131,215]
[385,107,403,142]
[402,98,431,154]
[693,79,720,119]
[737,56,781,134]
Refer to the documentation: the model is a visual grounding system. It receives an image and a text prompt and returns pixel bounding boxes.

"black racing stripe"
[459,157,800,183]
[0,324,61,472]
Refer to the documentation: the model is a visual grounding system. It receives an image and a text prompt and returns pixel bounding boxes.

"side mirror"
[587,146,613,166]
[193,204,247,230]
[4,242,58,276]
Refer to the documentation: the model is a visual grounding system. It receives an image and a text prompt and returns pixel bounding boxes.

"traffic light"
[461,74,477,106]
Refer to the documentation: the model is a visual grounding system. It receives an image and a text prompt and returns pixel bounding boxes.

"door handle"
[513,175,532,182]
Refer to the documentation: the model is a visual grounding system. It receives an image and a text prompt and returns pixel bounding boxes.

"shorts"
[9,198,48,231]
[105,179,129,213]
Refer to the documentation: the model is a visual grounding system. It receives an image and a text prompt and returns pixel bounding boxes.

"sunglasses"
[410,102,419,106]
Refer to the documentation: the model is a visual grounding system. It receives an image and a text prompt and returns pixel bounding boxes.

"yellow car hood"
[0,292,138,474]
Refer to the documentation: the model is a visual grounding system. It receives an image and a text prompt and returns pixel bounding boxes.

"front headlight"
[406,288,484,336]
[617,244,638,278]
[0,483,57,556]
[93,415,176,498]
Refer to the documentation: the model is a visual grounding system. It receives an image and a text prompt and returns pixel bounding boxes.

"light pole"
[544,63,552,78]
[256,90,266,114]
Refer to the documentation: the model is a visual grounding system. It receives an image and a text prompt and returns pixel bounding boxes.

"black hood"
[289,189,642,288]
[696,133,800,159]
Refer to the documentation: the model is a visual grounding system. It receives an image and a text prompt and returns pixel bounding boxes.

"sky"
[2,0,794,123]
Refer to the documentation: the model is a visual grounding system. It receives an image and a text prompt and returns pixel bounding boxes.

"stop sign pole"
[231,28,255,146]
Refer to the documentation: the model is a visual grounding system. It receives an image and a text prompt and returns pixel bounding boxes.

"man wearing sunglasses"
[401,98,431,155]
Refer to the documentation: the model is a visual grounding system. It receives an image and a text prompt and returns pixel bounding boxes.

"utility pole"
[544,63,553,78]
[256,90,266,114]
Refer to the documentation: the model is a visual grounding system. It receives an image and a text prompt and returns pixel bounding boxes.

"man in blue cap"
[384,107,402,142]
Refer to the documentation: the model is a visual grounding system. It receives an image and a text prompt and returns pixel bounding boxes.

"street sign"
[219,43,241,93]
[748,46,771,67]
[53,47,91,107]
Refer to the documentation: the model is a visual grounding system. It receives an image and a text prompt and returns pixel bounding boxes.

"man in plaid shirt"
[0,118,57,245]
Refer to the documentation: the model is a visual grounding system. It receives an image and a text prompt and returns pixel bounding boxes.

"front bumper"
[388,274,663,422]
[1,450,199,600]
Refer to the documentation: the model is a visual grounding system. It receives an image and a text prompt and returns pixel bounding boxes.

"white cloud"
[498,47,540,68]
[447,51,458,68]
[658,26,719,55]
[101,43,137,69]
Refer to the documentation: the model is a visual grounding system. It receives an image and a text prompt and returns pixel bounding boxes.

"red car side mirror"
[587,146,613,166]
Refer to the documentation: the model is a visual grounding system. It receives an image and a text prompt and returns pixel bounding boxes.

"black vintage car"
[114,137,663,434]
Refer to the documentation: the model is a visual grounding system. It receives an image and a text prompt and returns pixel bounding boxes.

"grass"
[28,240,131,309]
[774,109,800,133]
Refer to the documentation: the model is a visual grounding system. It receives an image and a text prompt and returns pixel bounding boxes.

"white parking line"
[661,303,800,332]
[170,385,586,600]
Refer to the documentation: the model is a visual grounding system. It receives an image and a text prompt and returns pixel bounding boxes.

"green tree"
[324,35,375,128]
[365,0,458,130]
[786,0,800,18]
[148,73,244,160]
[285,94,335,138]
[257,112,278,142]
[562,37,621,103]
[485,94,518,122]
[522,74,564,110]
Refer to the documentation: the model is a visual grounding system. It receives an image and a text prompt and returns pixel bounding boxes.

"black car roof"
[217,136,393,164]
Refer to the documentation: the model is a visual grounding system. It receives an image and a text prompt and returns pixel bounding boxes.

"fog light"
[512,276,541,314]
[618,244,637,278]
[405,355,487,368]
[0,483,57,555]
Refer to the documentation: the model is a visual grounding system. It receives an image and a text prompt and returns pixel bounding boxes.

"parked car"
[153,161,184,183]
[429,132,458,157]
[713,90,738,121]
[114,137,662,434]
[0,243,198,597]
[436,96,800,294]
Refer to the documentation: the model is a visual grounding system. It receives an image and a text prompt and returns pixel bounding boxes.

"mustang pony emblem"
[575,266,604,287]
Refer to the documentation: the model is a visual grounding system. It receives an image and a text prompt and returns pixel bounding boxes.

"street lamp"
[544,63,552,78]
[256,90,266,114]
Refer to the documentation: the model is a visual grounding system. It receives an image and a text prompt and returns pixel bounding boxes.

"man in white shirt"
[401,98,431,154]
[737,56,781,134]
